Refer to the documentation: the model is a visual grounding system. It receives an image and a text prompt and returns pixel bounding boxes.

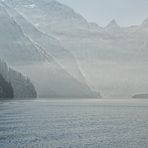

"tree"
[0,74,14,98]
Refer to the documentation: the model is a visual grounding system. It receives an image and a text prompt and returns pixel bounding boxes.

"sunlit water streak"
[0,99,148,148]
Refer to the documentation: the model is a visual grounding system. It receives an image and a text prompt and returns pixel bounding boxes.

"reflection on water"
[0,99,148,148]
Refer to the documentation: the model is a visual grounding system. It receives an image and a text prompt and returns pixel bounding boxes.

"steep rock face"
[3,3,86,82]
[0,3,99,98]
[0,5,43,64]
[0,59,37,98]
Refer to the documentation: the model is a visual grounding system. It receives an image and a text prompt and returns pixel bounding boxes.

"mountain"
[141,18,148,28]
[4,0,90,36]
[89,22,103,31]
[0,2,98,98]
[2,2,86,82]
[5,0,148,98]
[0,59,37,98]
[2,0,148,98]
[105,20,120,30]
[0,4,44,64]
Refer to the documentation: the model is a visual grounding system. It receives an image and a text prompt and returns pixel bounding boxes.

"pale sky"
[59,0,148,27]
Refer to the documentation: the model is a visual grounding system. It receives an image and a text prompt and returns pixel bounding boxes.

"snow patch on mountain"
[24,4,36,9]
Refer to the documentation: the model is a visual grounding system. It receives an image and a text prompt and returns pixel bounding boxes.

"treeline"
[0,59,37,98]
[0,74,13,98]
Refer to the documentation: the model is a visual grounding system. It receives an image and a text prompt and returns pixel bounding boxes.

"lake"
[0,99,148,148]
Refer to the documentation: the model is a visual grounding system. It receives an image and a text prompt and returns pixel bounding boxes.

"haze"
[0,0,148,98]
[59,0,148,26]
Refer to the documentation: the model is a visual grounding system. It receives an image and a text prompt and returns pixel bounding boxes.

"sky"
[59,0,148,27]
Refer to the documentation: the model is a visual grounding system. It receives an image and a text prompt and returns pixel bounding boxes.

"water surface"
[0,99,148,148]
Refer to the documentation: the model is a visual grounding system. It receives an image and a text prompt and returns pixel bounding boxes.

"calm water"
[0,99,148,148]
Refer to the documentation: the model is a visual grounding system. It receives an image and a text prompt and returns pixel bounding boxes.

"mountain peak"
[141,18,148,27]
[106,19,120,29]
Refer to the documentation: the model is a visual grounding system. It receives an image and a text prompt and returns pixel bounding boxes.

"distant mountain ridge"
[1,0,148,98]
